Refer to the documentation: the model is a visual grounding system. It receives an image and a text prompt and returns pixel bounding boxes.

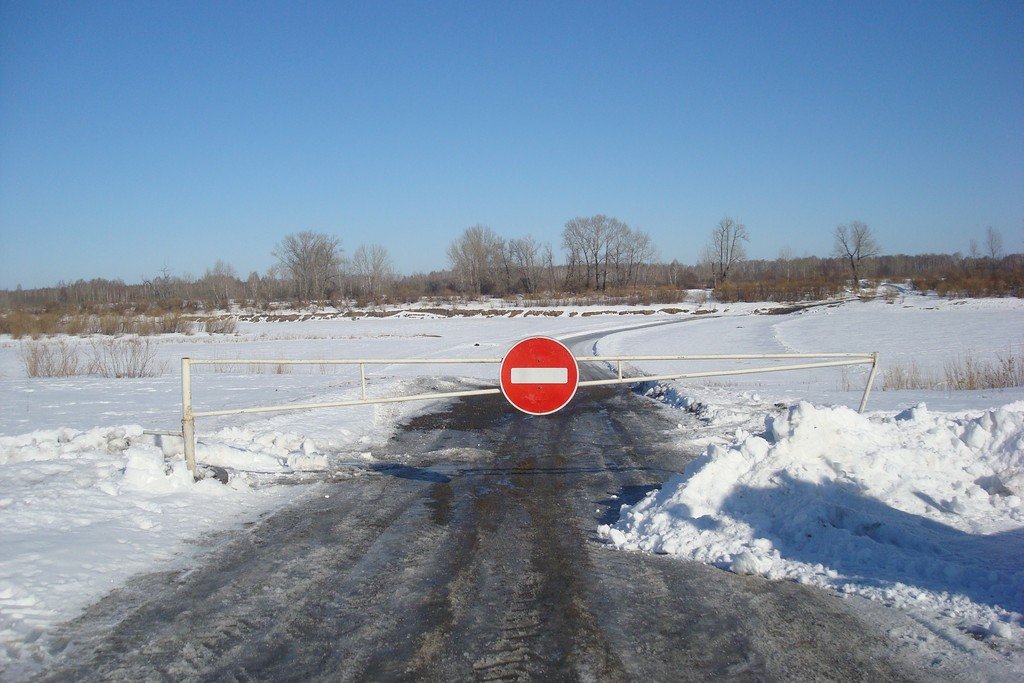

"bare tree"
[610,226,655,289]
[833,221,880,291]
[598,218,629,291]
[273,231,344,302]
[561,215,632,291]
[446,225,502,296]
[506,236,541,293]
[985,226,1004,261]
[778,246,794,282]
[496,238,515,295]
[540,242,557,294]
[199,260,239,308]
[969,238,980,260]
[561,217,590,291]
[706,217,749,286]
[352,244,394,302]
[245,271,264,305]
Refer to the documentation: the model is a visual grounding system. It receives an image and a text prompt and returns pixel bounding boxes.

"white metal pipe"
[577,358,874,388]
[186,358,504,365]
[143,430,184,437]
[576,353,875,361]
[184,353,874,367]
[359,363,366,401]
[181,358,198,481]
[192,387,503,418]
[858,352,880,414]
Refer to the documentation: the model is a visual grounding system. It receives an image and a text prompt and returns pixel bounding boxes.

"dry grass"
[882,352,1024,391]
[210,361,292,375]
[2,310,198,338]
[204,317,238,334]
[882,361,928,391]
[944,353,1024,391]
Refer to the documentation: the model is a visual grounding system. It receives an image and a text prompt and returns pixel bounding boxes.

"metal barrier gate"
[180,351,879,478]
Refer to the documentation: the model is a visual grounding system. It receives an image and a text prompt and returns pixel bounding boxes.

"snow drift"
[600,401,1024,641]
[0,426,302,670]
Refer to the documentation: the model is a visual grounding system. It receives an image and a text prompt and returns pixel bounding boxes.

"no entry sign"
[499,337,579,415]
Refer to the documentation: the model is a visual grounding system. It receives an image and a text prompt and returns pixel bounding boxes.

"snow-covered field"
[1,294,1023,676]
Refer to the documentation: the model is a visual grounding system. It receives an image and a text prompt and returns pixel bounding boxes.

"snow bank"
[0,427,299,674]
[600,401,1024,642]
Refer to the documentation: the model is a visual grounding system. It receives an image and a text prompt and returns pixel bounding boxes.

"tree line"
[445,217,656,297]
[2,219,1021,312]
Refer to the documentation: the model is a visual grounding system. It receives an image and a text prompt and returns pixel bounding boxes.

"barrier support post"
[181,357,198,480]
[859,352,879,414]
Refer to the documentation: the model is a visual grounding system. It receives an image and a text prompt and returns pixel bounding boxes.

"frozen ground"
[1,294,1023,675]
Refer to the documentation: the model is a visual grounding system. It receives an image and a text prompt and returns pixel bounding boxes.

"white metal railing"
[179,352,879,479]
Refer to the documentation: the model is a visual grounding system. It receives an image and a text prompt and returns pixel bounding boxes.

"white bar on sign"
[510,367,568,384]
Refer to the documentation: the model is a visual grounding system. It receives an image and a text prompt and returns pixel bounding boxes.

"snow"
[1,293,1023,676]
[0,426,296,670]
[594,295,1024,415]
[600,402,1024,642]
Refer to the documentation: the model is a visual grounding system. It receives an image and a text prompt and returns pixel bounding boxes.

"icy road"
[34,336,937,681]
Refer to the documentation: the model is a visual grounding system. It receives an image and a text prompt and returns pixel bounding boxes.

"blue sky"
[1,1,1021,288]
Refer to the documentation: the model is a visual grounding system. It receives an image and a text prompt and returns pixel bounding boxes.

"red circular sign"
[499,337,580,415]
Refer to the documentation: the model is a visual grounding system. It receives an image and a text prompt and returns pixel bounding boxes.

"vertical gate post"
[181,357,198,480]
[858,352,880,414]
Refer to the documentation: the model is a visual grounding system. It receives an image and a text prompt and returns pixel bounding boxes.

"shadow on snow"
[714,473,1024,615]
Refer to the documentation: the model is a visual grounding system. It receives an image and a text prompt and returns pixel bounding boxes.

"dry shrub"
[158,313,194,334]
[98,314,127,336]
[20,337,164,378]
[60,315,89,336]
[945,353,1024,390]
[131,317,158,336]
[1,311,25,338]
[645,287,692,305]
[915,270,1024,299]
[36,312,60,336]
[3,306,202,339]
[714,278,844,303]
[91,338,164,378]
[882,360,930,391]
[2,311,60,339]
[204,317,238,334]
[20,339,85,377]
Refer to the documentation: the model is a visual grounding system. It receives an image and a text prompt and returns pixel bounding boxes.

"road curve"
[36,329,927,681]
